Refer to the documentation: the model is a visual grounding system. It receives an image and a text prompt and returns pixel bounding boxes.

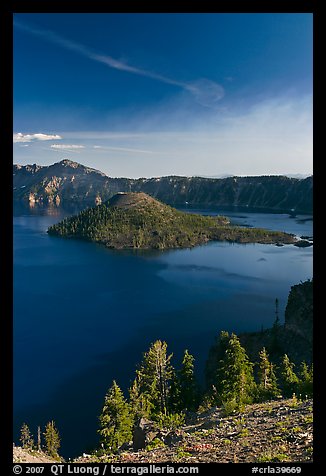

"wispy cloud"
[51,144,85,150]
[52,94,311,178]
[14,19,224,107]
[13,132,62,143]
[93,145,154,154]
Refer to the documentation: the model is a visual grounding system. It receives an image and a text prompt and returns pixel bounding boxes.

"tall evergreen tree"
[129,376,152,421]
[136,340,174,418]
[43,421,60,458]
[298,362,313,397]
[205,330,230,398]
[37,426,41,451]
[98,381,133,453]
[218,333,255,406]
[174,350,199,412]
[19,423,34,450]
[274,298,280,327]
[270,298,282,356]
[279,354,300,397]
[256,347,281,401]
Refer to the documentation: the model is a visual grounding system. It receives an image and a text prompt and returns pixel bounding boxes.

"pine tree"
[298,362,313,397]
[19,423,34,450]
[279,354,300,398]
[257,347,281,401]
[37,426,41,451]
[205,330,230,400]
[270,298,282,356]
[274,298,280,328]
[269,363,280,397]
[129,376,152,421]
[136,340,174,418]
[98,381,133,453]
[43,421,60,458]
[218,333,255,407]
[175,350,199,412]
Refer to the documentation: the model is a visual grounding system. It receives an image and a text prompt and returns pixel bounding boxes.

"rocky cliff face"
[205,280,313,388]
[129,175,313,213]
[13,160,110,206]
[13,160,313,213]
[284,280,313,346]
[246,280,312,364]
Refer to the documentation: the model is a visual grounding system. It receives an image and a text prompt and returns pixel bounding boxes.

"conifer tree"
[167,368,181,413]
[257,347,281,401]
[19,423,34,450]
[298,362,313,397]
[270,298,282,356]
[136,340,174,418]
[205,330,230,402]
[269,363,279,397]
[175,350,199,412]
[98,381,133,453]
[129,376,152,421]
[279,354,300,397]
[218,333,255,407]
[37,426,41,451]
[43,421,60,458]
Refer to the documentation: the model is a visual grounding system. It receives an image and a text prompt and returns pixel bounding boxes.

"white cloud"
[13,132,62,143]
[93,145,154,154]
[50,144,85,149]
[13,93,312,179]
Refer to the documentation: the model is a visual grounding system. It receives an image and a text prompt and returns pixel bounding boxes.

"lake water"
[13,205,313,458]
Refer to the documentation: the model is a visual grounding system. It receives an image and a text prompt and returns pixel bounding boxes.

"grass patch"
[146,438,166,451]
[256,452,290,463]
[237,428,250,438]
[301,415,313,424]
[175,446,192,460]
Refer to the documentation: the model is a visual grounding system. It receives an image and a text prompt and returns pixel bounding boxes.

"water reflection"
[13,204,313,458]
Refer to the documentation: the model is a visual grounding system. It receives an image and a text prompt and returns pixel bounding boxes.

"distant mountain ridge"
[13,159,313,213]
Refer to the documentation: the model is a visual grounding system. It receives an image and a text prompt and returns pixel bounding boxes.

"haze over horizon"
[14,13,312,179]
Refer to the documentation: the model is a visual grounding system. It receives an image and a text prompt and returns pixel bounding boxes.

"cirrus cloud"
[50,144,85,149]
[13,132,62,143]
[14,19,224,108]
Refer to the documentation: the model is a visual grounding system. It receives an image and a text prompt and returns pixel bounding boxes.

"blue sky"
[13,13,313,178]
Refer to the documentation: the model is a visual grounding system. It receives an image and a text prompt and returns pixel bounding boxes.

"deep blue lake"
[13,205,313,458]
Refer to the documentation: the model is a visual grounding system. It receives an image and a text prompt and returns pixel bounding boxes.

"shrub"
[156,412,185,431]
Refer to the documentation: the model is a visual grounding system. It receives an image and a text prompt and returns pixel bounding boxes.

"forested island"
[47,192,296,249]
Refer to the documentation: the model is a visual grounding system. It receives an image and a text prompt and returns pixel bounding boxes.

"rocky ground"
[13,398,313,464]
[13,446,61,463]
[75,397,313,464]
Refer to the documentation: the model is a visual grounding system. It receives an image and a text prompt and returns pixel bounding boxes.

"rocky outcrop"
[132,418,158,450]
[205,280,313,386]
[13,159,110,206]
[13,160,313,213]
[285,280,313,346]
[242,280,313,364]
